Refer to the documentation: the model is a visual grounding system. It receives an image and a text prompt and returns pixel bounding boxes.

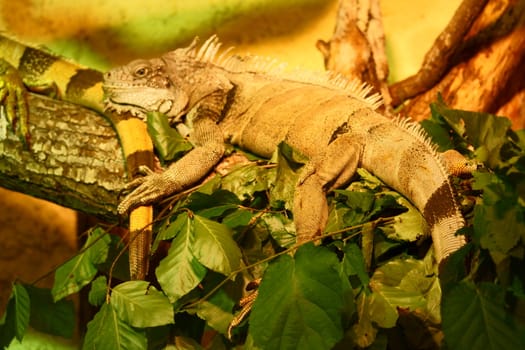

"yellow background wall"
[0,0,461,79]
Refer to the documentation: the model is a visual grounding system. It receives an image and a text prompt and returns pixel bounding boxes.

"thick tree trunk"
[0,92,126,222]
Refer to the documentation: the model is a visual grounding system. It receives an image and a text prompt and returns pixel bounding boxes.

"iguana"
[0,35,154,280]
[105,35,467,264]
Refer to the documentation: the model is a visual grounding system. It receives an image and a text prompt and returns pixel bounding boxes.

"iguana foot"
[118,165,183,215]
[0,59,30,147]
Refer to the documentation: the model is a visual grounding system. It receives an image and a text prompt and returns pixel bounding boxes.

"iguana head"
[104,36,231,122]
[103,56,191,121]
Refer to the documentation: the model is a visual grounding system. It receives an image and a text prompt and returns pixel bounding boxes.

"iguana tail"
[361,115,467,263]
[0,35,154,280]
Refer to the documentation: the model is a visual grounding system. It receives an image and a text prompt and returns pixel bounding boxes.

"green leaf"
[270,142,307,209]
[110,281,174,328]
[222,208,254,229]
[197,204,238,219]
[83,303,147,350]
[185,275,238,335]
[337,189,375,213]
[52,227,110,301]
[343,243,370,289]
[249,244,344,350]
[442,282,525,350]
[221,163,274,200]
[430,99,514,168]
[191,299,234,335]
[192,215,241,275]
[367,258,433,327]
[438,242,472,291]
[147,111,193,162]
[326,203,351,233]
[0,283,30,347]
[380,193,427,242]
[420,118,455,151]
[98,234,131,281]
[474,202,523,257]
[366,289,406,328]
[153,212,189,252]
[185,189,240,215]
[352,293,379,348]
[89,276,108,307]
[470,173,525,262]
[25,284,75,338]
[156,213,207,303]
[258,212,296,248]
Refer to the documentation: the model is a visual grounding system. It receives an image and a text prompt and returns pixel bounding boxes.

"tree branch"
[389,0,488,106]
[400,0,525,128]
[0,92,126,222]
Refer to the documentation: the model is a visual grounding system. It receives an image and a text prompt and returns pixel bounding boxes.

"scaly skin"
[105,36,467,264]
[0,59,30,147]
[0,34,154,280]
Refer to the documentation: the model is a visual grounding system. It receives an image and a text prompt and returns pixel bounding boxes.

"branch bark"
[320,0,525,129]
[0,92,126,222]
[398,0,525,127]
[389,0,488,106]
[316,0,391,111]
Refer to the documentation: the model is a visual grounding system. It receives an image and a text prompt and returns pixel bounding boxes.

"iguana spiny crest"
[104,35,382,123]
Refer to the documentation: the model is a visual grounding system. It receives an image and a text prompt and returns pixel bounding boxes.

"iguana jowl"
[105,35,467,263]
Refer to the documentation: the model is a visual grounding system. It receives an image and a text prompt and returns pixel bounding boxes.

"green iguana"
[0,35,154,280]
[104,35,467,264]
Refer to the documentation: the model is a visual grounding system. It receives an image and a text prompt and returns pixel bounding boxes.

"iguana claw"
[118,166,183,215]
[0,59,30,148]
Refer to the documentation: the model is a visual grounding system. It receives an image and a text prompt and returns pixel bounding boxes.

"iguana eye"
[134,66,149,78]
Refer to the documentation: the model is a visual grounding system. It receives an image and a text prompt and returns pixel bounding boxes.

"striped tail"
[114,115,154,280]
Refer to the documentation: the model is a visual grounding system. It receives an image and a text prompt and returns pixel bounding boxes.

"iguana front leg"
[118,113,225,214]
[294,135,362,242]
[0,59,30,147]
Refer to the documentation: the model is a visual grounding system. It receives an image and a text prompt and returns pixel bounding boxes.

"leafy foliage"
[83,303,147,349]
[51,227,110,301]
[1,283,75,348]
[146,111,193,163]
[249,244,346,350]
[442,282,525,350]
[3,101,525,349]
[0,283,29,348]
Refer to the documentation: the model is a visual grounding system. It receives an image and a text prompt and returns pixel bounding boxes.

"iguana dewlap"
[105,35,467,263]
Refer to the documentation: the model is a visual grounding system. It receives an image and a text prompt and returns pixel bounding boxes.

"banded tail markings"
[113,114,154,280]
[424,182,466,262]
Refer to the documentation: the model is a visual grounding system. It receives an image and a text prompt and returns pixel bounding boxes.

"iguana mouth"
[104,93,175,120]
[104,97,148,119]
